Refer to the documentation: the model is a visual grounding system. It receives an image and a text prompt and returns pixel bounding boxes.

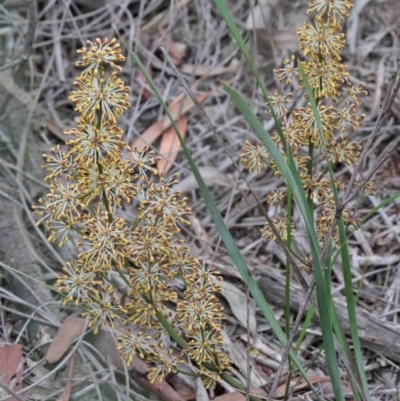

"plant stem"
[307,140,314,214]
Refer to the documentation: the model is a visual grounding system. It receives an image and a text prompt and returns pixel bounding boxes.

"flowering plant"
[34,38,231,387]
[240,0,373,250]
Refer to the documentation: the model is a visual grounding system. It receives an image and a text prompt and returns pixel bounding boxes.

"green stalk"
[307,140,314,215]
[285,188,293,337]
[283,188,293,401]
[294,307,315,355]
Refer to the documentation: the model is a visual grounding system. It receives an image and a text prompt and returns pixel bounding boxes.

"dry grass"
[0,0,400,400]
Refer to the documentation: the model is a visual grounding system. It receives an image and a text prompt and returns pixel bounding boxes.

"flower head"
[307,0,354,21]
[76,37,125,75]
[261,215,295,242]
[293,104,338,144]
[240,140,269,172]
[69,71,130,123]
[81,286,123,333]
[298,16,345,60]
[274,56,299,84]
[79,213,129,270]
[66,121,127,164]
[302,59,348,99]
[268,90,292,117]
[42,146,72,181]
[56,260,100,304]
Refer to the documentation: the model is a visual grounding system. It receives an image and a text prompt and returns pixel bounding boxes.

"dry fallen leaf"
[188,214,209,246]
[87,329,186,401]
[45,316,86,363]
[0,72,64,141]
[0,344,23,401]
[136,374,186,401]
[246,1,306,58]
[56,352,76,401]
[221,331,268,389]
[195,377,208,401]
[168,374,196,400]
[371,57,386,117]
[245,0,280,30]
[157,116,188,174]
[131,120,167,151]
[357,28,390,61]
[347,0,373,55]
[253,27,300,58]
[130,88,216,152]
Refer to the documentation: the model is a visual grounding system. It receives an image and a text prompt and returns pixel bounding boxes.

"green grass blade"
[224,83,345,401]
[360,191,400,224]
[124,45,320,399]
[285,188,293,336]
[330,192,400,267]
[337,219,370,400]
[294,307,315,355]
[212,0,288,147]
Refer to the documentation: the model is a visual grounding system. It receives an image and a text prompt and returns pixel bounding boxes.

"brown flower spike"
[34,37,231,386]
[240,0,370,249]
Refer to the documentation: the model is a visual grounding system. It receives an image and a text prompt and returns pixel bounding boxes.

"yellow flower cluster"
[240,0,375,248]
[34,37,231,386]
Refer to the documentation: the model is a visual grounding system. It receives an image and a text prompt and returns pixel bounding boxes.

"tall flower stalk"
[34,38,232,387]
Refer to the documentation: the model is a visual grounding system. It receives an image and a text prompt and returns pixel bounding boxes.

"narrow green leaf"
[330,191,400,267]
[360,191,400,225]
[211,0,287,147]
[285,188,293,337]
[338,218,370,401]
[294,307,315,355]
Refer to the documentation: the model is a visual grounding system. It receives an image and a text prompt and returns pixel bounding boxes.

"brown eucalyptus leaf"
[157,116,188,174]
[45,316,86,363]
[0,344,23,401]
[130,90,213,151]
